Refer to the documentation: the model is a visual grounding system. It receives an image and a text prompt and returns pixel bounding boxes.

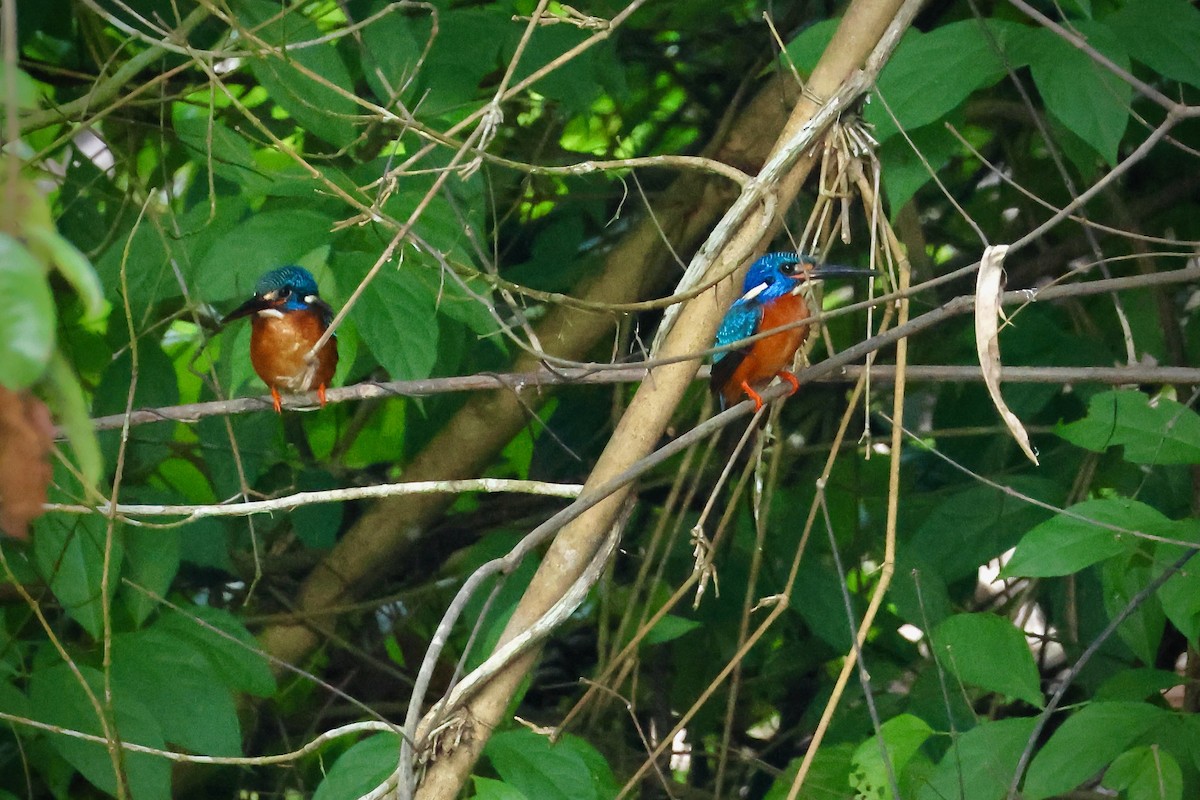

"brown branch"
[71,264,1200,434]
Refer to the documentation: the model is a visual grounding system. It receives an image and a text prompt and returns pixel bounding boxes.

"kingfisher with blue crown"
[222,266,339,413]
[710,252,875,411]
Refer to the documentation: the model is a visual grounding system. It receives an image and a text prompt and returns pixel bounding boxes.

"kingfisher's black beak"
[807,264,878,280]
[221,296,270,325]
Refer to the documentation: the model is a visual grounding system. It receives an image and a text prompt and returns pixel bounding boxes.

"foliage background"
[2,0,1200,798]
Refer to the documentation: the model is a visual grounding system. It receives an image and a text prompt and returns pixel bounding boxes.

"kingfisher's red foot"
[740,380,765,411]
[779,371,800,396]
[270,387,284,414]
[317,383,328,408]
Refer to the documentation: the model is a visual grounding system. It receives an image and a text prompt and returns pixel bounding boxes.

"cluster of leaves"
[0,0,1198,798]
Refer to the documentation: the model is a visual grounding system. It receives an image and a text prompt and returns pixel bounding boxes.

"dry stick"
[413,4,914,793]
[45,479,584,520]
[783,169,912,800]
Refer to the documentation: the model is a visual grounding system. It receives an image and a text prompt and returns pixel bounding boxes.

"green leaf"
[339,253,440,382]
[32,514,123,638]
[765,742,856,800]
[173,111,272,195]
[485,729,615,800]
[1003,497,1170,578]
[195,208,335,301]
[781,19,840,74]
[880,123,961,214]
[850,714,934,800]
[1103,746,1182,800]
[29,663,170,800]
[110,627,242,756]
[930,614,1043,707]
[155,607,277,698]
[1154,533,1200,643]
[1023,702,1167,799]
[359,2,424,106]
[917,717,1037,800]
[1015,22,1131,165]
[472,776,530,800]
[1102,552,1164,664]
[0,233,55,389]
[42,352,103,488]
[118,525,181,626]
[1096,668,1186,702]
[235,0,359,147]
[1056,390,1200,464]
[312,732,402,800]
[1109,0,1200,89]
[24,226,105,318]
[644,614,701,646]
[867,20,1022,142]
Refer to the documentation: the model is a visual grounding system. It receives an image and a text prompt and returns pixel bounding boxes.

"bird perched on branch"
[222,266,339,413]
[710,252,874,410]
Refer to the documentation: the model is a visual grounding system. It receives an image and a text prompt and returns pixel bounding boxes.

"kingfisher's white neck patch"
[257,308,285,319]
[741,282,768,302]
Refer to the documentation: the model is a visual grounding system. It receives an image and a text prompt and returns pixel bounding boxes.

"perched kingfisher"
[710,252,874,411]
[222,266,339,413]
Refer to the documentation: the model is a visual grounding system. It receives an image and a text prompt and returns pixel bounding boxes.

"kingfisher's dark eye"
[780,260,801,276]
[278,286,292,299]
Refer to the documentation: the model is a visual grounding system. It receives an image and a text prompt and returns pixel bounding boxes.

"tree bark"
[415,1,913,796]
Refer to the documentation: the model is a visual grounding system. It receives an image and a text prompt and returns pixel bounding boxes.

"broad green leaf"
[917,717,1036,800]
[930,614,1043,707]
[155,607,277,697]
[1014,22,1130,165]
[1024,702,1167,799]
[118,525,181,626]
[867,20,1023,141]
[910,479,1062,582]
[32,514,123,638]
[644,614,701,645]
[29,663,170,800]
[1102,552,1164,664]
[485,729,615,800]
[312,732,402,800]
[360,1,424,106]
[173,111,272,195]
[24,226,105,318]
[1154,534,1200,643]
[1003,497,1171,578]
[472,776,530,800]
[0,233,55,389]
[195,208,335,301]
[850,714,934,800]
[110,627,241,756]
[1096,668,1186,702]
[1056,390,1200,464]
[782,18,840,73]
[880,123,962,215]
[339,253,440,382]
[42,352,102,488]
[764,742,856,800]
[1102,746,1182,800]
[1109,0,1200,89]
[236,0,359,147]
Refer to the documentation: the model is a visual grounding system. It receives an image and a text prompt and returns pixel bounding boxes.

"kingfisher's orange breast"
[719,292,812,407]
[249,310,338,392]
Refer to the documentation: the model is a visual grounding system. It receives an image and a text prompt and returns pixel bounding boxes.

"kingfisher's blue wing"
[710,299,762,405]
[713,300,762,364]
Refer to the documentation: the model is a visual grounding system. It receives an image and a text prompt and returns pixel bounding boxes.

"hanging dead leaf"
[975,244,1039,465]
[0,386,55,540]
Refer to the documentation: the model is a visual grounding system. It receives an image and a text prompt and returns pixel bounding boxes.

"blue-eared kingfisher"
[222,266,339,413]
[710,252,874,411]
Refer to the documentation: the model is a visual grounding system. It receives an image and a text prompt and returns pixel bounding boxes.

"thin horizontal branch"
[43,479,583,520]
[62,265,1200,436]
